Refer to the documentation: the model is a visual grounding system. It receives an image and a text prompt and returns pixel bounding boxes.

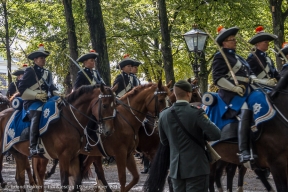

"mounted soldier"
[113,54,136,97]
[130,59,141,87]
[6,64,27,99]
[74,50,105,152]
[18,43,63,157]
[74,50,105,91]
[247,26,280,82]
[212,26,276,163]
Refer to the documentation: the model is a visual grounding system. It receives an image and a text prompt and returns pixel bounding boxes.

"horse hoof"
[218,188,224,192]
[237,186,244,192]
[45,172,51,179]
[1,181,7,188]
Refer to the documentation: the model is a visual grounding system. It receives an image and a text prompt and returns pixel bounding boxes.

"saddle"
[2,96,61,153]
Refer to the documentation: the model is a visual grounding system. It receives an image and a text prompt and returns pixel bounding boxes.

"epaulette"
[190,104,205,112]
[214,51,221,56]
[247,53,253,58]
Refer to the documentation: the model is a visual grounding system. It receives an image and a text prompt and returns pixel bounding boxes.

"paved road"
[1,155,276,192]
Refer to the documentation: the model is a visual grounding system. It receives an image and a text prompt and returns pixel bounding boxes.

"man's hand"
[232,85,245,96]
[35,93,47,102]
[266,78,277,86]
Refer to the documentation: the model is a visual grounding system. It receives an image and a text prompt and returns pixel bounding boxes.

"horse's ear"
[187,78,192,83]
[166,80,172,89]
[100,83,105,93]
[157,79,162,89]
[111,83,118,93]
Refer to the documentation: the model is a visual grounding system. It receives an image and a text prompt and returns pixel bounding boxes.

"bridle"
[116,86,168,136]
[65,87,116,134]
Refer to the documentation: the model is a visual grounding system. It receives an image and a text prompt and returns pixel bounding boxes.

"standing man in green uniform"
[158,80,221,192]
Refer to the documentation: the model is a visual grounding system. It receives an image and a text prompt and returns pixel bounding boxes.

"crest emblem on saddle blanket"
[7,128,15,139]
[43,108,50,118]
[253,103,262,115]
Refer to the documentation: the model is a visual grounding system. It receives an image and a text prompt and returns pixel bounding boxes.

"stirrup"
[238,154,251,163]
[84,144,91,152]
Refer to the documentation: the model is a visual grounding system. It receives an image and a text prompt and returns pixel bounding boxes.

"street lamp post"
[183,25,208,79]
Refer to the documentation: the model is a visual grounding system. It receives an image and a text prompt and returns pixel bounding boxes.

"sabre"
[204,28,239,86]
[274,45,288,63]
[65,54,92,84]
[237,34,271,78]
[19,45,42,93]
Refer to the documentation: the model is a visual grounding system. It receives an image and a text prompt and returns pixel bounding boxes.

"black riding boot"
[238,109,252,163]
[29,110,44,156]
[141,155,150,174]
[84,116,98,152]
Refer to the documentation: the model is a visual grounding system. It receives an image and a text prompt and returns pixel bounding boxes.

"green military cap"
[174,80,192,92]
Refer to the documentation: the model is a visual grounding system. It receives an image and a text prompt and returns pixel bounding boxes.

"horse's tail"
[143,143,170,192]
[80,155,93,180]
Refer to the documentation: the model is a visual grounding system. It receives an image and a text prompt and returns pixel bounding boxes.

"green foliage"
[1,0,287,89]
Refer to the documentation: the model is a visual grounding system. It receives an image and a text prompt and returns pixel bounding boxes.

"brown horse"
[81,81,171,192]
[0,84,116,192]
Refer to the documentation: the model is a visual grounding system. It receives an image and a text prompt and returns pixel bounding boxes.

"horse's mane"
[120,84,154,100]
[66,84,99,103]
[0,93,10,105]
[275,71,288,92]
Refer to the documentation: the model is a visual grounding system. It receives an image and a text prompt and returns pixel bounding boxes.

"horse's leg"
[226,163,238,192]
[69,155,83,192]
[45,159,59,179]
[215,161,228,192]
[236,165,246,192]
[114,151,129,192]
[124,153,139,192]
[254,168,274,192]
[268,157,288,192]
[0,153,7,188]
[25,157,36,186]
[32,158,49,192]
[14,153,28,192]
[58,158,70,192]
[209,163,217,192]
[92,156,112,192]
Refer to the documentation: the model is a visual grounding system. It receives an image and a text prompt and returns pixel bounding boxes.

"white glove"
[53,91,65,97]
[231,85,245,96]
[35,93,47,102]
[252,78,277,87]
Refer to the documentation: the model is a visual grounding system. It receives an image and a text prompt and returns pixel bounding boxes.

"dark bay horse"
[0,84,116,192]
[80,81,171,192]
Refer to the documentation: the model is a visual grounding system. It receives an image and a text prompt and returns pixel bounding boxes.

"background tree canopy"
[1,0,287,93]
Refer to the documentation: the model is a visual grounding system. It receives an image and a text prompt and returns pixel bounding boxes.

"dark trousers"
[171,174,209,192]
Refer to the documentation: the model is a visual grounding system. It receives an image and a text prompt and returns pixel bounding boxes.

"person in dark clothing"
[130,59,141,87]
[159,80,221,192]
[18,44,62,157]
[73,50,105,91]
[74,50,104,152]
[247,25,280,81]
[6,64,27,98]
[212,26,276,163]
[113,54,137,97]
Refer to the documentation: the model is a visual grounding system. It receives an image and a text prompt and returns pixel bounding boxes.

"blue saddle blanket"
[204,90,275,130]
[247,90,276,127]
[3,96,61,153]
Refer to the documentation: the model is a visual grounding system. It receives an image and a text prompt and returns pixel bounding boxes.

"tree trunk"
[85,0,110,86]
[63,0,78,93]
[158,0,175,85]
[3,1,12,85]
[270,0,285,70]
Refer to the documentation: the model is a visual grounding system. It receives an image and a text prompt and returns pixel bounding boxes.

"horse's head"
[91,84,116,137]
[144,80,171,118]
[0,93,10,111]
